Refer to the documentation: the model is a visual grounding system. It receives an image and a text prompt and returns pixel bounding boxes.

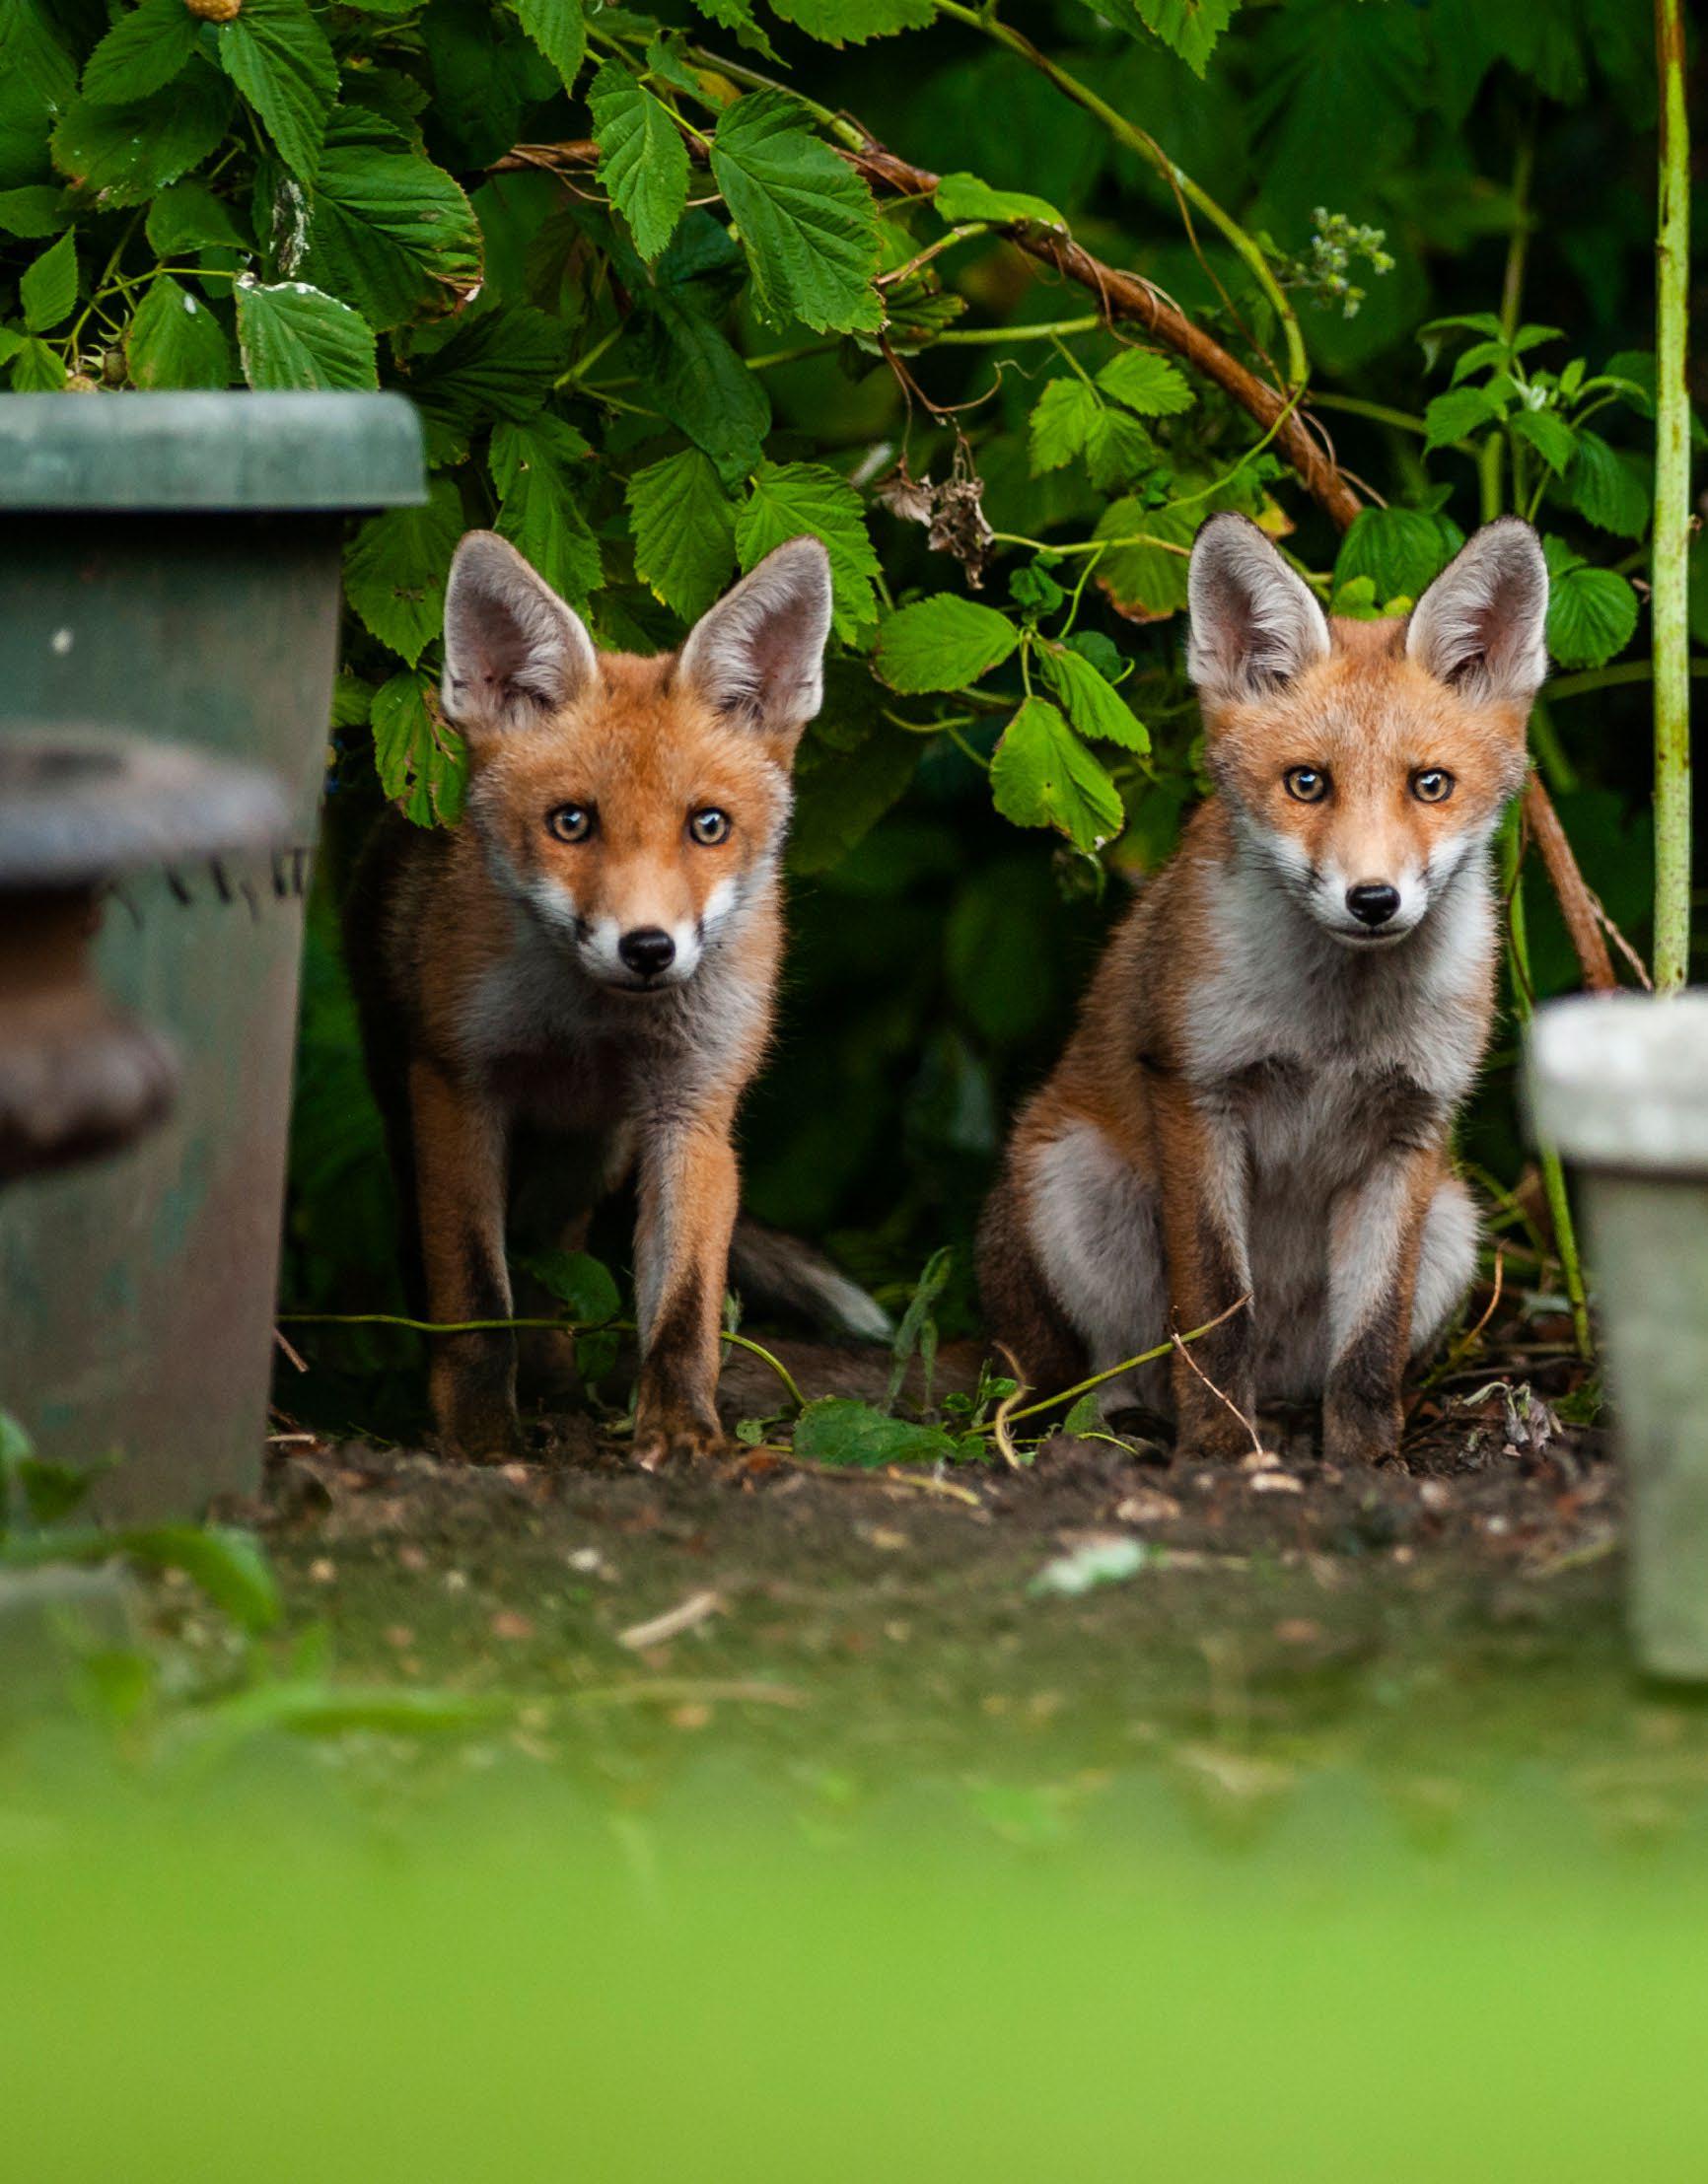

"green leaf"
[873,595,1018,692]
[1333,506,1464,603]
[299,112,481,331]
[371,668,469,827]
[330,672,375,731]
[19,226,75,331]
[8,334,65,389]
[0,0,75,110]
[82,0,197,104]
[124,273,232,388]
[1091,0,1238,75]
[519,1248,620,1323]
[9,1520,283,1633]
[507,0,586,89]
[1423,385,1504,451]
[215,0,338,179]
[588,61,688,264]
[711,91,882,334]
[1038,644,1149,753]
[632,296,772,487]
[51,62,233,208]
[792,1395,959,1467]
[345,476,464,666]
[735,459,880,641]
[768,0,934,42]
[118,1525,282,1633]
[146,177,249,255]
[1509,405,1576,476]
[490,414,603,608]
[1095,349,1194,417]
[405,304,569,464]
[1567,430,1651,540]
[933,170,1066,229]
[684,0,779,54]
[0,183,67,237]
[990,695,1123,853]
[1543,545,1640,671]
[235,277,378,389]
[1092,499,1195,620]
[1028,377,1100,472]
[627,446,738,621]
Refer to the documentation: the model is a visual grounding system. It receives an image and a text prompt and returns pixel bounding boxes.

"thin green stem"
[932,0,1309,390]
[1309,391,1430,437]
[1652,0,1693,992]
[278,1311,807,1412]
[967,1302,1247,1435]
[1501,813,1594,1360]
[933,314,1103,345]
[1545,658,1708,701]
[987,528,1189,559]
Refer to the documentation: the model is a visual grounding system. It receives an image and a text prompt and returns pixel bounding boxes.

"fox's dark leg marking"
[409,1059,524,1462]
[1322,1146,1436,1465]
[1152,1081,1254,1460]
[632,1114,740,1467]
[975,1167,1088,1403]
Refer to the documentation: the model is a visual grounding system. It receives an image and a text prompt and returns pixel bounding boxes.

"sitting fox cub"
[980,513,1549,1465]
[346,530,883,1468]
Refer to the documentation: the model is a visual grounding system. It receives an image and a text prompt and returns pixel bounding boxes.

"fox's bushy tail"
[730,1220,892,1344]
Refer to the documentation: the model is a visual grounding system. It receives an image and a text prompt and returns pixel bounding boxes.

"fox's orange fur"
[345,530,849,1468]
[980,515,1550,1464]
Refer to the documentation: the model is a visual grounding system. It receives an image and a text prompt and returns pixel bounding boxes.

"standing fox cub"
[980,514,1549,1465]
[346,529,883,1468]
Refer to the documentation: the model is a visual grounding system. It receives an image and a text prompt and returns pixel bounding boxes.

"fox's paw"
[632,1411,725,1473]
[439,1408,530,1467]
[1173,1412,1256,1465]
[1321,1391,1404,1468]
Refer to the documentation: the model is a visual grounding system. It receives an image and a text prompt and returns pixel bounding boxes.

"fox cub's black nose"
[1346,882,1401,929]
[618,927,676,976]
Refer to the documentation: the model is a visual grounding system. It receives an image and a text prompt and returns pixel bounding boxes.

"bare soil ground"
[214,1324,1708,1839]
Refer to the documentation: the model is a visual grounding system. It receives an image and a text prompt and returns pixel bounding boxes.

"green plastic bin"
[0,392,425,1518]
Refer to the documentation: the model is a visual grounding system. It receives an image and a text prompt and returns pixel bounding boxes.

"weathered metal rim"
[0,732,290,884]
[0,390,426,512]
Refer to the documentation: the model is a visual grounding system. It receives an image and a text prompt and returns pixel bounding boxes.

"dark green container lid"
[0,390,425,513]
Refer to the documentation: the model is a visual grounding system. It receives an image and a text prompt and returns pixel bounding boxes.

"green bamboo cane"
[1652,0,1693,992]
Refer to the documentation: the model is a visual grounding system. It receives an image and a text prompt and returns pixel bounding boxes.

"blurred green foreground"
[4,1693,1707,2179]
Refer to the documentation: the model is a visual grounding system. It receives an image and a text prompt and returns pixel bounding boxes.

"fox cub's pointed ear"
[678,537,832,743]
[441,530,599,737]
[1407,517,1548,708]
[1186,513,1331,704]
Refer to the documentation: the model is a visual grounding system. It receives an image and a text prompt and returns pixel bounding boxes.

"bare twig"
[1169,1311,1267,1462]
[616,1589,724,1652]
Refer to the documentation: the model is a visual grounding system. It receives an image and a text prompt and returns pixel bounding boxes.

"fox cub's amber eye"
[1411,768,1455,804]
[1283,766,1329,804]
[688,808,731,846]
[546,804,594,843]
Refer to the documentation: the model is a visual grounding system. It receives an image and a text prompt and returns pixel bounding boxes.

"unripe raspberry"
[184,0,242,20]
[65,374,100,393]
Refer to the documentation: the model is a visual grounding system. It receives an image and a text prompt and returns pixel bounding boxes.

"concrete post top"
[1528,991,1708,1174]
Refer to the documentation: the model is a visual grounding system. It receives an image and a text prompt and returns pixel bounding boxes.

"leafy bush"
[1,0,1692,1383]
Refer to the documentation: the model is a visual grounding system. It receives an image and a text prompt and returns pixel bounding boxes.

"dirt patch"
[212,1331,1698,1825]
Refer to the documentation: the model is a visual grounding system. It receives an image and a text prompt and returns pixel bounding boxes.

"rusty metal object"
[0,734,286,1183]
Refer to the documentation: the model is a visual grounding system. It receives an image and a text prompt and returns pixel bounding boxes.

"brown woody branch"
[491,126,1614,992]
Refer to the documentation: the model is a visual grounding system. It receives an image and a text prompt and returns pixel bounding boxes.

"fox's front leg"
[1152,1079,1255,1459]
[631,1109,740,1469]
[1321,1146,1438,1465]
[409,1059,524,1463]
